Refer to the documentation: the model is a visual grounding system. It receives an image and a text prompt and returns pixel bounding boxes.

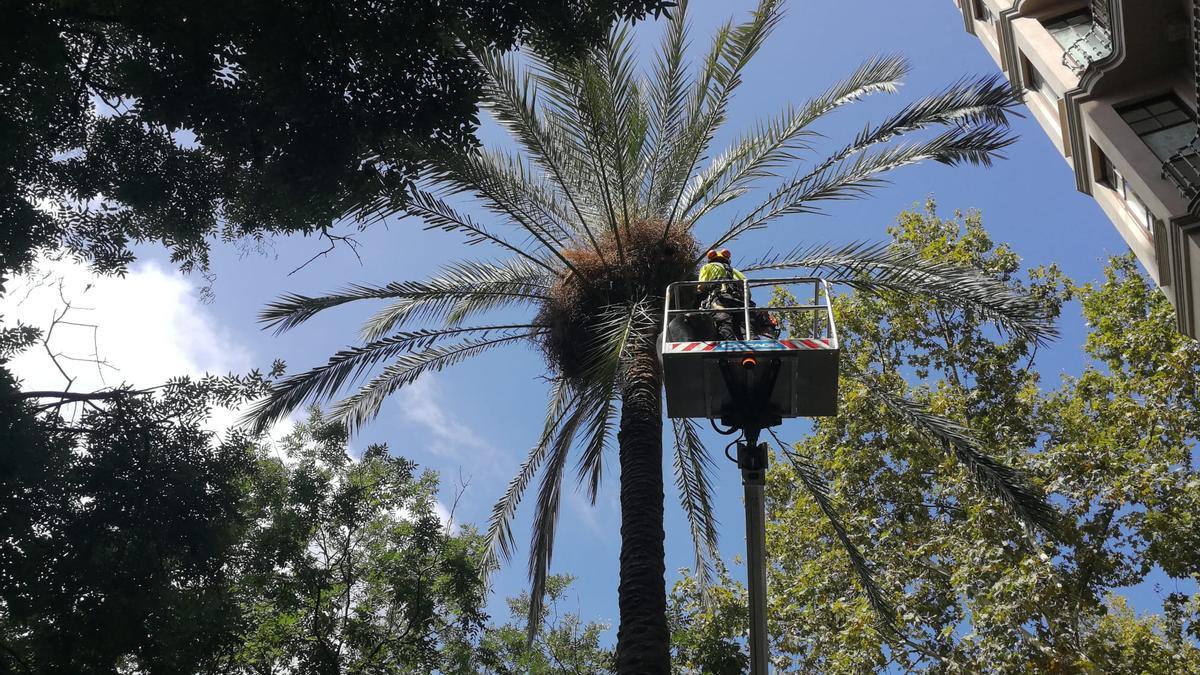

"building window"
[1022,56,1056,103]
[1118,95,1197,160]
[972,0,994,23]
[1096,148,1154,233]
[1118,94,1200,192]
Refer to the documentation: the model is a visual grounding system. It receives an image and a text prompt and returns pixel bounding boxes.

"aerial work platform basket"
[659,277,839,422]
[661,276,841,675]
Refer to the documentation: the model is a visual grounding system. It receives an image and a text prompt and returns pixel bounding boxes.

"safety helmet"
[706,248,731,262]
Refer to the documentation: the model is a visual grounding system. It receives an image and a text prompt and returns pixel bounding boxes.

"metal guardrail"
[1163,0,1200,211]
[661,277,838,347]
[1061,0,1113,74]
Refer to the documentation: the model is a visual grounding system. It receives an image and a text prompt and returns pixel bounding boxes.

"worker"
[697,249,780,341]
[698,248,750,341]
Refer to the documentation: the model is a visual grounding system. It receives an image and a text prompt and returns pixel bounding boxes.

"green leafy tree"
[246,2,1059,670]
[228,409,489,674]
[1,0,671,275]
[0,366,268,674]
[478,574,616,674]
[673,203,1200,673]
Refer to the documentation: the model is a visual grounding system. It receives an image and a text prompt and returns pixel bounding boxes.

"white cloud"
[2,257,251,390]
[395,376,491,459]
[1,256,262,434]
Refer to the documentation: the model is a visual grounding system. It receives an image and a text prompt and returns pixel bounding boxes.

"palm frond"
[681,54,910,222]
[852,372,1060,537]
[535,54,627,249]
[795,74,1019,185]
[657,0,786,224]
[424,149,579,256]
[572,301,651,502]
[711,123,1016,250]
[326,331,542,433]
[405,189,558,271]
[643,0,693,213]
[744,241,1059,344]
[473,49,596,235]
[482,378,576,575]
[358,258,550,341]
[771,429,897,633]
[241,324,538,434]
[257,258,548,336]
[672,418,720,601]
[526,386,594,640]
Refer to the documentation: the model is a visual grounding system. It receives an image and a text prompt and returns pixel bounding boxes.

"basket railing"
[661,277,837,347]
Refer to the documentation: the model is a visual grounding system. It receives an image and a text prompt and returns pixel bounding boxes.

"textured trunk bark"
[614,345,670,674]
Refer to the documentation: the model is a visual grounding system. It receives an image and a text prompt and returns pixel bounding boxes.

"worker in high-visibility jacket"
[697,248,780,341]
[697,248,749,341]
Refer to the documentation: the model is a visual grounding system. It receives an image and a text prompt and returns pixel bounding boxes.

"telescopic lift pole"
[737,429,770,675]
[718,353,780,675]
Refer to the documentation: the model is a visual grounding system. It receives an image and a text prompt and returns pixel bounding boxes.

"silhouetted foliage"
[0,0,672,275]
[0,369,263,673]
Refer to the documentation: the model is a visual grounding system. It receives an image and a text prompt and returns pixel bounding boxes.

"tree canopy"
[671,202,1200,673]
[0,0,671,275]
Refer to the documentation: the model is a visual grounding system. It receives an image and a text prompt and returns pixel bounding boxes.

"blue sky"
[36,0,1186,647]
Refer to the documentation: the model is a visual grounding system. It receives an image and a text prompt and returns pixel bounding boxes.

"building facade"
[950,0,1200,338]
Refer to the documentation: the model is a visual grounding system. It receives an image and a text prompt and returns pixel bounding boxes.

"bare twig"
[288,227,365,276]
[445,468,472,533]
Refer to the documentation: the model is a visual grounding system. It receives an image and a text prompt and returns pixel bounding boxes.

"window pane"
[1123,179,1152,232]
[1130,119,1163,134]
[1157,110,1190,127]
[1121,107,1152,123]
[1144,123,1198,161]
[1149,100,1179,115]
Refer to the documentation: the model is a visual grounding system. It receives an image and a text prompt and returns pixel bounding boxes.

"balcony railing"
[1163,0,1200,211]
[1061,0,1113,73]
[1162,147,1200,206]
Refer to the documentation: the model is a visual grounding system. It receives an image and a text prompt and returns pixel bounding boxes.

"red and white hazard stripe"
[663,338,835,353]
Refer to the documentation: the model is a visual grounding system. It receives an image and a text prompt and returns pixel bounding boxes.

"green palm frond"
[424,150,581,268]
[526,382,598,640]
[242,324,539,434]
[594,24,648,230]
[681,54,910,222]
[327,331,543,433]
[672,417,720,600]
[711,123,1015,250]
[816,73,1018,177]
[482,379,576,575]
[405,189,559,271]
[658,0,786,224]
[771,429,897,633]
[572,303,646,503]
[745,242,1058,344]
[473,50,593,226]
[258,258,549,336]
[852,372,1060,537]
[533,48,646,260]
[357,259,550,341]
[643,0,692,214]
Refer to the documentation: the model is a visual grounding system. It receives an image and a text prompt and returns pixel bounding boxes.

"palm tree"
[247,1,1059,671]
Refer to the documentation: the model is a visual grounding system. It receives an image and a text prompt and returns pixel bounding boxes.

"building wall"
[950,0,1200,338]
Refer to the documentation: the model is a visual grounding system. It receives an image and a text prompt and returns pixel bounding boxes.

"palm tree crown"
[248,1,1059,670]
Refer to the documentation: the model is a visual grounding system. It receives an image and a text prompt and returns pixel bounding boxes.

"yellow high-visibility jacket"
[698,262,747,298]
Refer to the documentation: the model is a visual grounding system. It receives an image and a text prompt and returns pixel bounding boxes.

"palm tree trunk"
[614,344,670,674]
